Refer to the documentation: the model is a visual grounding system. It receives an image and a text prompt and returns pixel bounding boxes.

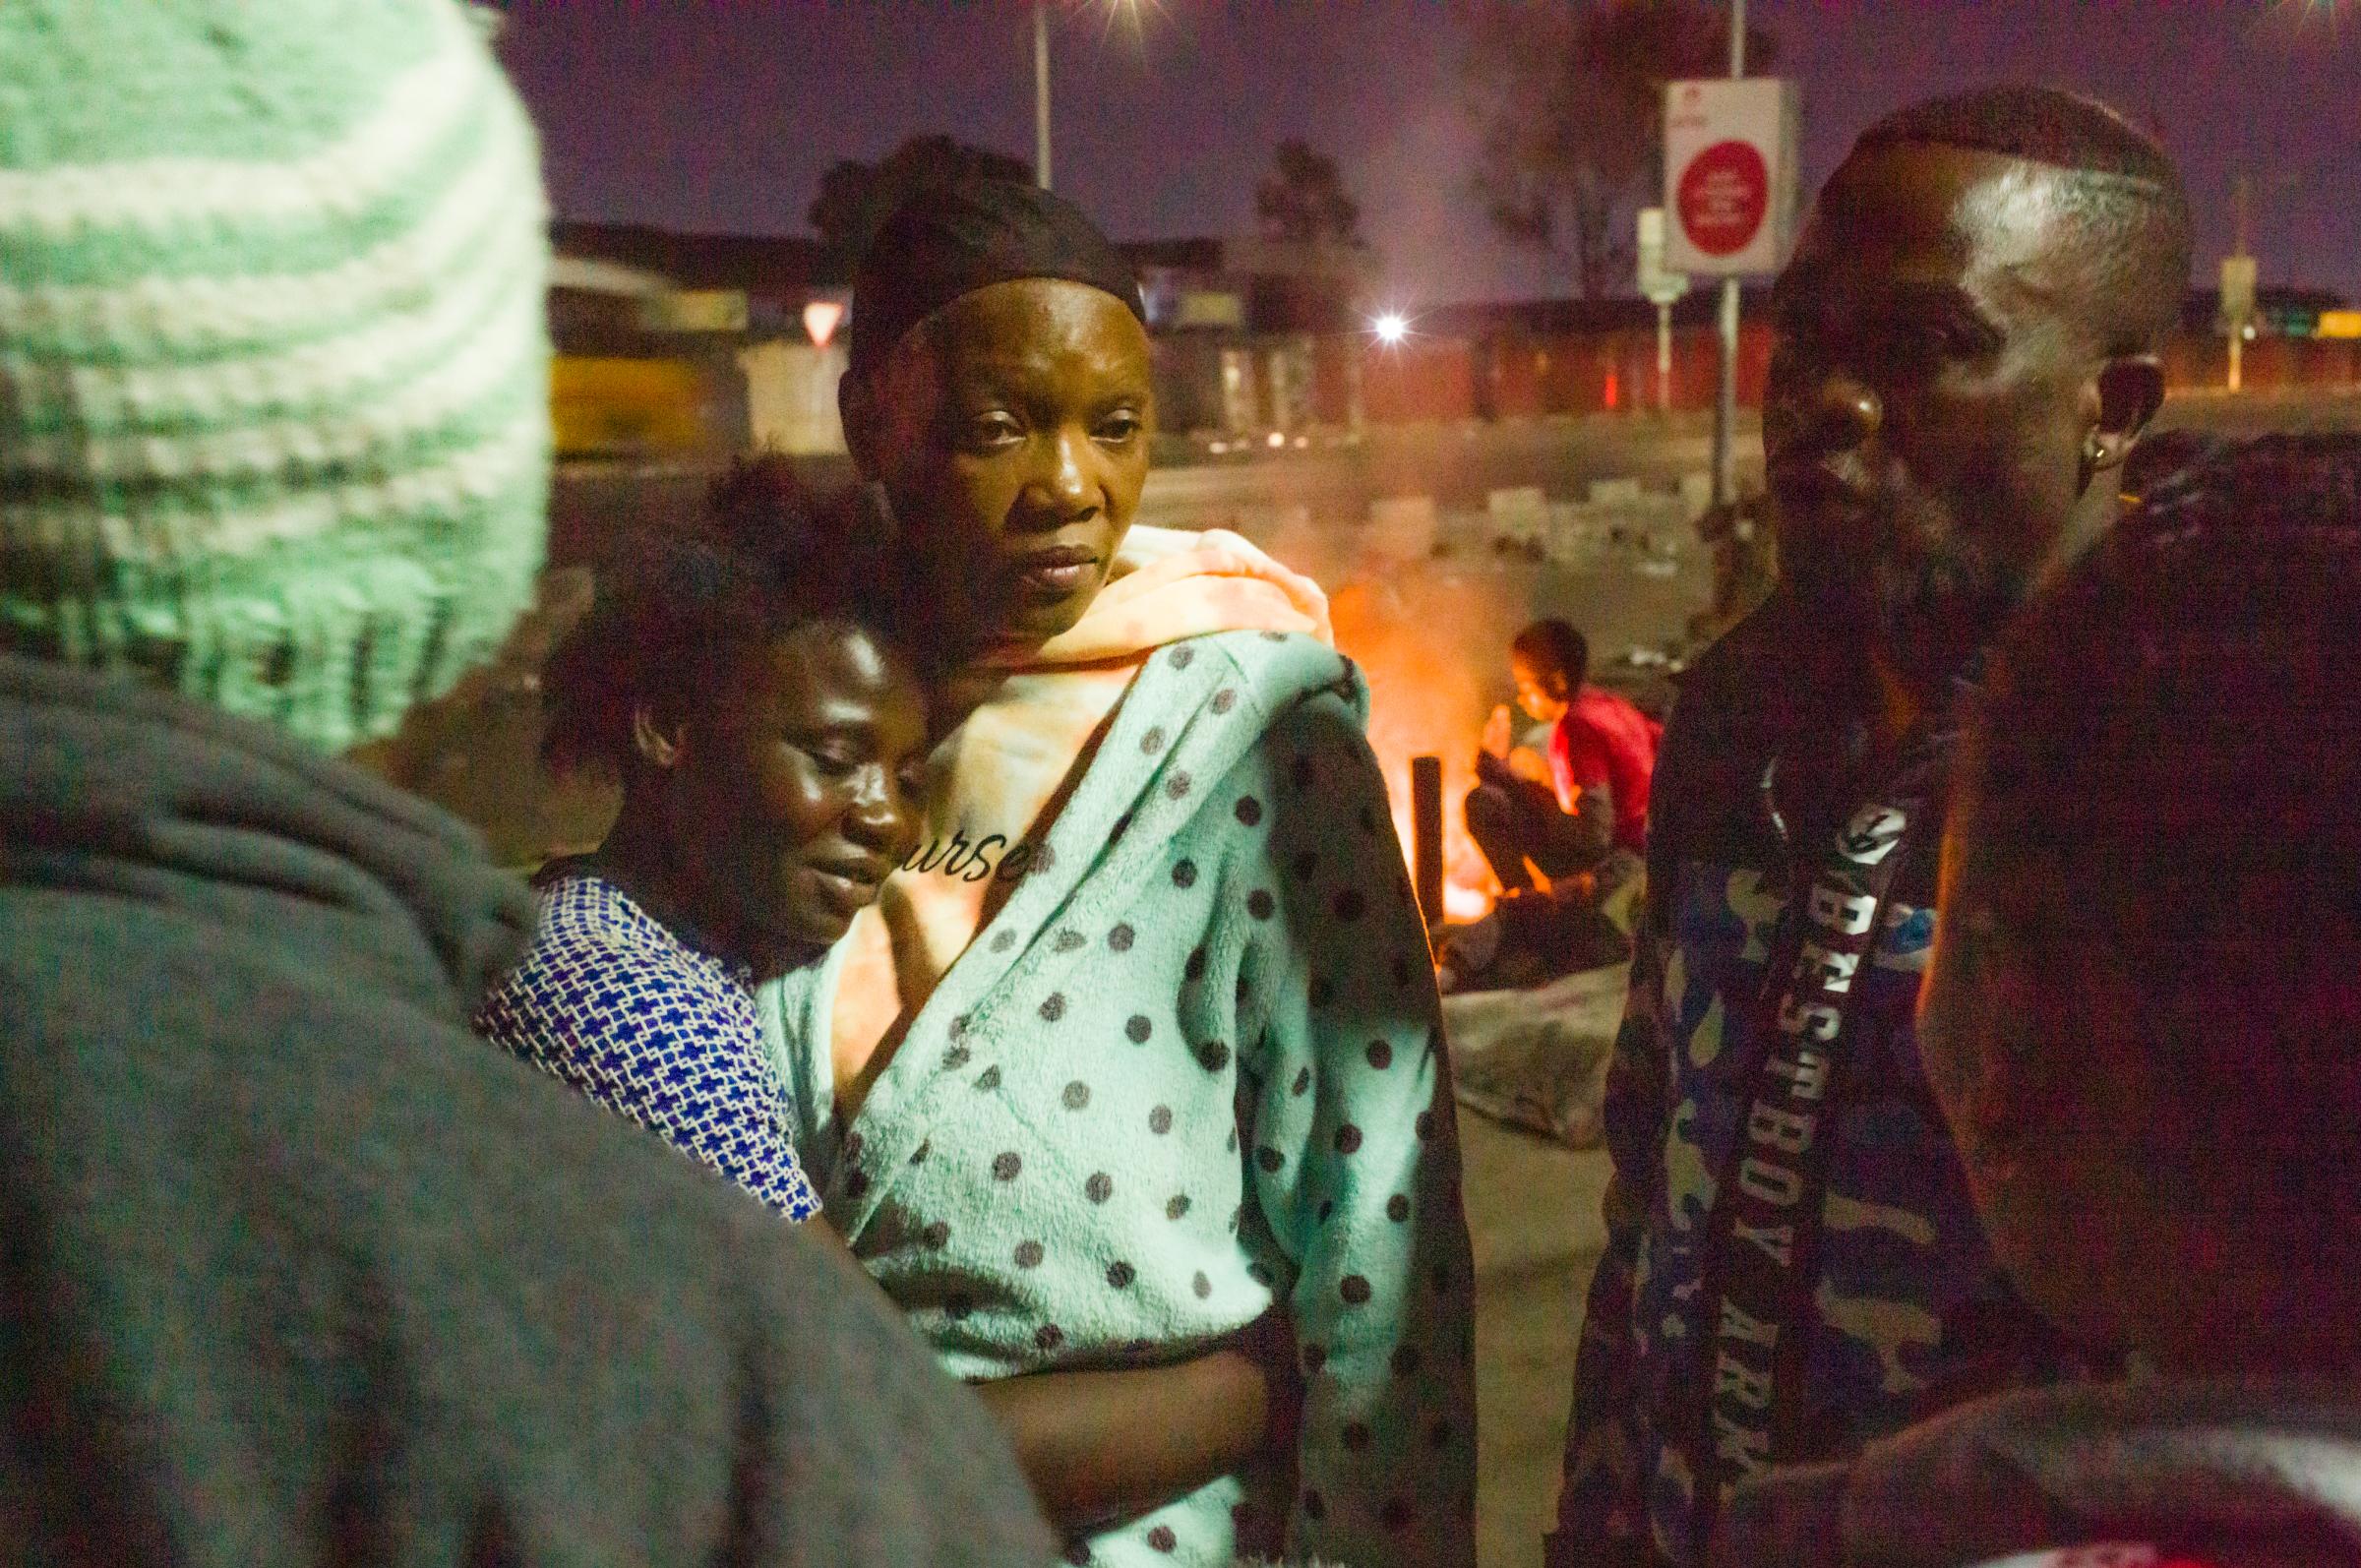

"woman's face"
[851,277,1154,651]
[669,621,928,975]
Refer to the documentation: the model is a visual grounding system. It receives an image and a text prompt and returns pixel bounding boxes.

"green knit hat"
[0,0,551,753]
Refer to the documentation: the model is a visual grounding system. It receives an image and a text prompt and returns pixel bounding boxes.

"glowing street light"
[1034,0,1146,192]
[1371,311,1411,346]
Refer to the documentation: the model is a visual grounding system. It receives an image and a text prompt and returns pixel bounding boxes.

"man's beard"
[1784,510,2028,697]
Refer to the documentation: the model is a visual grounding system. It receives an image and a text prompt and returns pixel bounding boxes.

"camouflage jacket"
[1546,599,2074,1568]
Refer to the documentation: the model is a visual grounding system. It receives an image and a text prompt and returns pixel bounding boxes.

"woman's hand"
[1233,1307,1304,1462]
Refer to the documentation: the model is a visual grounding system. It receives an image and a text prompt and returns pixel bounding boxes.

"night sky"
[497,1,2361,308]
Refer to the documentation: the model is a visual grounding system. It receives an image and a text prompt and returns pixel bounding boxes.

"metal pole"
[1711,0,1745,507]
[1411,755,1444,934]
[1034,0,1053,190]
[1657,300,1674,414]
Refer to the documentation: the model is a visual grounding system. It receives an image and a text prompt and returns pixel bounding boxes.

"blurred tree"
[1255,140,1364,249]
[808,135,1032,268]
[1464,0,1777,299]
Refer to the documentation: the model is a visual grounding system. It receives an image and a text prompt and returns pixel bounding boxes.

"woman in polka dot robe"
[759,179,1478,1568]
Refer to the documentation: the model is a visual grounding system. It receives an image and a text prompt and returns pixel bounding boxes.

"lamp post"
[1034,0,1054,190]
[1711,0,1745,508]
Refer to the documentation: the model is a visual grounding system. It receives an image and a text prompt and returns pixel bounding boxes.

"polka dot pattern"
[812,649,1475,1566]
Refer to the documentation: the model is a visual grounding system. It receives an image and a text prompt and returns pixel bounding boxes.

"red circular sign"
[1676,139,1771,258]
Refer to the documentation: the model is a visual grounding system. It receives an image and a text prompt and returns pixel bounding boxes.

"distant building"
[548,223,853,458]
[1121,235,1378,435]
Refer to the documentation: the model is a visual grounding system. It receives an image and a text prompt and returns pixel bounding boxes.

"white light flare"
[1371,311,1411,346]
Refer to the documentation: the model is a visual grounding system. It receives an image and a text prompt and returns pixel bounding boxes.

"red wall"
[1343,325,2351,424]
[1362,338,1477,423]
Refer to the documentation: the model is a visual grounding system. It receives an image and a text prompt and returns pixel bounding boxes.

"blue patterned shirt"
[474,871,820,1221]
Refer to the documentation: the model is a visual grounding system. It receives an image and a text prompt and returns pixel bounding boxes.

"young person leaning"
[1547,87,2192,1568]
[0,5,1054,1562]
[1718,438,2361,1568]
[476,469,1303,1538]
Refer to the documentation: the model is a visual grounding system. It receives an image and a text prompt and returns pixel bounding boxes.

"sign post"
[2219,254,2257,393]
[1637,208,1690,414]
[1665,63,1800,507]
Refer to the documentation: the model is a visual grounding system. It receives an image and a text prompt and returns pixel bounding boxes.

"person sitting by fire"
[1443,619,1662,991]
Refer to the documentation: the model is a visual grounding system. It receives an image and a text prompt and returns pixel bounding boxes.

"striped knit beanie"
[0,0,551,753]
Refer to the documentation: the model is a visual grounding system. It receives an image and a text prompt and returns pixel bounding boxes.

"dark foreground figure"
[1720,438,2361,1567]
[0,4,1053,1561]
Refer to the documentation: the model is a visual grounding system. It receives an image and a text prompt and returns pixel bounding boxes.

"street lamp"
[1034,0,1053,189]
[1371,312,1410,346]
[1034,0,1144,192]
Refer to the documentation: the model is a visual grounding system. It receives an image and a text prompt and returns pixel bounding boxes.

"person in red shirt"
[1447,620,1663,990]
[1469,619,1661,889]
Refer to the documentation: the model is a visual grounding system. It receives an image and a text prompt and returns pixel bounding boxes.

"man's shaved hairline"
[1826,141,2186,355]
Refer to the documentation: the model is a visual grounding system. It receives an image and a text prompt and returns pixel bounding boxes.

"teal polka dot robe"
[762,632,1479,1568]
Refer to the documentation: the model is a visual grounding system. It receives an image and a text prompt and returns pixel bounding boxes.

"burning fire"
[1326,573,1507,928]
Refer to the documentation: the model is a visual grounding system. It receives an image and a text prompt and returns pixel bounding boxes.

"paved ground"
[1465,1116,1611,1568]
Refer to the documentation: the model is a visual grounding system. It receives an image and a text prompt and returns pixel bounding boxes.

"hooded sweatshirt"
[0,653,1056,1568]
[764,528,1478,1568]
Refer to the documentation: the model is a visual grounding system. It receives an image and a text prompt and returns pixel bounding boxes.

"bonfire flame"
[1327,575,1504,928]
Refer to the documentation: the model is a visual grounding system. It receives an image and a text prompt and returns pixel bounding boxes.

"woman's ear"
[631,703,686,771]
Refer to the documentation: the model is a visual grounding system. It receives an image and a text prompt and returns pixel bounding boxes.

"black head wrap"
[847,176,1145,380]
